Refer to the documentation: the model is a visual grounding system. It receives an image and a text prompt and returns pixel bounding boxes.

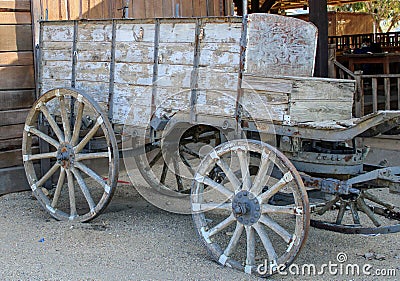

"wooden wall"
[0,0,36,195]
[38,0,233,20]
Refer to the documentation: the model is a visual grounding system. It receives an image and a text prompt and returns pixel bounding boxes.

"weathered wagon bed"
[23,13,400,277]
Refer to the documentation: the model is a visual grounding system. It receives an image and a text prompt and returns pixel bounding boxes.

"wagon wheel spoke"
[215,158,241,191]
[74,162,111,194]
[192,202,232,212]
[262,204,302,215]
[357,198,382,227]
[24,152,58,161]
[259,171,294,203]
[36,163,60,188]
[193,140,309,276]
[259,215,292,244]
[149,149,163,167]
[237,149,252,191]
[51,167,66,208]
[336,201,347,225]
[172,155,184,191]
[205,214,236,238]
[245,226,256,273]
[74,116,102,153]
[223,222,244,257]
[27,126,60,148]
[253,222,278,265]
[349,202,360,225]
[66,169,77,218]
[251,150,272,195]
[71,99,85,146]
[75,152,110,161]
[71,167,96,213]
[194,174,234,198]
[38,104,65,142]
[58,94,71,142]
[317,196,340,215]
[181,145,200,158]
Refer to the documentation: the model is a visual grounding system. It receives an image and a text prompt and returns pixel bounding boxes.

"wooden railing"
[329,31,400,53]
[333,61,400,117]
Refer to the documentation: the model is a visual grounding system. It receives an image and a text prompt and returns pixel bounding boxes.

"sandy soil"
[0,177,399,281]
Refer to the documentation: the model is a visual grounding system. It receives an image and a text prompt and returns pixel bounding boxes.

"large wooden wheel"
[22,88,119,222]
[192,139,309,276]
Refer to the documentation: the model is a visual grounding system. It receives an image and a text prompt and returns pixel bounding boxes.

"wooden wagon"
[22,13,400,276]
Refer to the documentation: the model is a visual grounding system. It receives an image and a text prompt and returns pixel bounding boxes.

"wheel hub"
[232,190,261,226]
[56,143,75,169]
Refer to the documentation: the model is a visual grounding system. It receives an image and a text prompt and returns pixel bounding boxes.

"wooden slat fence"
[0,0,36,195]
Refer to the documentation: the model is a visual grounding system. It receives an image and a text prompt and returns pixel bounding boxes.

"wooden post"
[309,0,328,77]
[328,43,336,78]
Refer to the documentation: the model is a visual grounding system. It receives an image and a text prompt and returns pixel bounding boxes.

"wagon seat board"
[38,14,355,129]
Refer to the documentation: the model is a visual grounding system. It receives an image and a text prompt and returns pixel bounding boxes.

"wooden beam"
[0,0,30,11]
[0,90,35,110]
[0,51,33,66]
[0,25,33,52]
[309,0,328,77]
[0,108,30,126]
[0,65,34,89]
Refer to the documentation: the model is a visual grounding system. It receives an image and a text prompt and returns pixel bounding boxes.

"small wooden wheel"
[22,88,119,222]
[192,139,309,276]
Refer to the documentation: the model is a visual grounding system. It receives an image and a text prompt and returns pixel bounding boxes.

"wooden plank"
[88,0,104,19]
[289,100,353,122]
[0,51,33,66]
[159,23,196,43]
[181,0,193,17]
[68,0,81,19]
[46,0,60,20]
[0,11,31,24]
[192,0,201,16]
[291,79,354,101]
[0,25,32,51]
[81,0,90,19]
[0,65,34,89]
[144,0,155,18]
[0,137,20,150]
[242,75,293,94]
[0,0,30,11]
[162,0,173,17]
[245,14,317,77]
[0,123,24,140]
[0,108,30,126]
[154,0,163,17]
[0,137,37,150]
[0,166,33,196]
[78,22,113,42]
[0,148,39,169]
[199,0,207,16]
[0,89,35,110]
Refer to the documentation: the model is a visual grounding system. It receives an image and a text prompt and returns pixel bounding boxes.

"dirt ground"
[0,177,399,281]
